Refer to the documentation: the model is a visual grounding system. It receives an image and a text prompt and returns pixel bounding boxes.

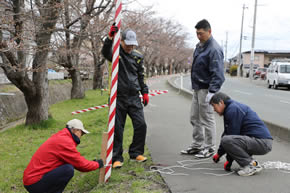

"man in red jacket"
[23,119,103,193]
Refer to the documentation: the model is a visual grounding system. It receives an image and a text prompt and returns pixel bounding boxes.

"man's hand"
[212,153,220,163]
[205,92,215,103]
[93,159,104,168]
[224,160,232,171]
[142,93,149,106]
[108,22,119,38]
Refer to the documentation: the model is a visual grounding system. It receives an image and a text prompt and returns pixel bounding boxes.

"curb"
[167,76,290,142]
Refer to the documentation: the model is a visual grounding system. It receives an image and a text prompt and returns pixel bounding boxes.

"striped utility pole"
[104,0,122,182]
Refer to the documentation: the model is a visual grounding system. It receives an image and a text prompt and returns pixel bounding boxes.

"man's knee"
[62,164,74,179]
[221,135,234,148]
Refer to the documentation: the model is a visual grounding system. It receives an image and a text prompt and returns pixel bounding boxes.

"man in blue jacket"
[181,19,225,158]
[210,92,273,176]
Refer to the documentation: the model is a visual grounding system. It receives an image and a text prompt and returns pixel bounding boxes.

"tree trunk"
[25,75,49,124]
[70,70,85,99]
[0,0,61,125]
[93,65,103,89]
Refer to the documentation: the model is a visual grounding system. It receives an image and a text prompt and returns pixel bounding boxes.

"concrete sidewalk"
[145,76,290,193]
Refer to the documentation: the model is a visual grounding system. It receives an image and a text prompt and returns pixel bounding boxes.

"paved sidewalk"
[145,76,290,193]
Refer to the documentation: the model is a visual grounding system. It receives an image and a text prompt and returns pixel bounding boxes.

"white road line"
[280,100,290,105]
[234,90,252,95]
[265,94,278,98]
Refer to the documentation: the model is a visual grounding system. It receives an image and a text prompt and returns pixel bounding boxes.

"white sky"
[129,0,290,60]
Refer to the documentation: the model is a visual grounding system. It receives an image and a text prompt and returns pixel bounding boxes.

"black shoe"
[180,146,202,155]
[194,148,214,158]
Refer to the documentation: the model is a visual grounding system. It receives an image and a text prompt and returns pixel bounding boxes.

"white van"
[267,59,290,89]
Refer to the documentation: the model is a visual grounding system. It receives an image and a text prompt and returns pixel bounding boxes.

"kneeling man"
[210,92,273,176]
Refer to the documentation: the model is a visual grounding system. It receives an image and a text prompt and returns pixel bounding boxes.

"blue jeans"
[24,164,74,193]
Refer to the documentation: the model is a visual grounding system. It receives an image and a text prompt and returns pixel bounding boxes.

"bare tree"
[52,0,112,98]
[87,5,113,89]
[0,0,62,125]
[122,8,192,76]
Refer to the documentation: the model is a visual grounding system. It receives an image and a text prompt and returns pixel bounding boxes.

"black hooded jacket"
[102,38,148,96]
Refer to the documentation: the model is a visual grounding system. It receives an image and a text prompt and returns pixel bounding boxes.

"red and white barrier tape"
[71,104,109,115]
[71,90,168,115]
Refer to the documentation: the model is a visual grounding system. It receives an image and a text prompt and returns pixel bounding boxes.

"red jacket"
[23,128,101,186]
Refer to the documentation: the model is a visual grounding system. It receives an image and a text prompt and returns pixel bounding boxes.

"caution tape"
[72,104,109,115]
[71,90,168,115]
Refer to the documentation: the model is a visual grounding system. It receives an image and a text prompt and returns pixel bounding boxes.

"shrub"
[229,65,238,76]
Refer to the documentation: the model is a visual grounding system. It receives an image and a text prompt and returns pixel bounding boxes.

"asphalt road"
[175,75,290,128]
[145,76,290,193]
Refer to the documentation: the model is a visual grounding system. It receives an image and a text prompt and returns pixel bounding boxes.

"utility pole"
[250,0,258,80]
[224,31,228,63]
[237,4,247,77]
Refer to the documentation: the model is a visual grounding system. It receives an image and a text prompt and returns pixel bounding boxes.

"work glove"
[212,153,220,163]
[108,22,118,38]
[224,160,233,171]
[142,93,149,106]
[93,159,104,168]
[205,92,215,103]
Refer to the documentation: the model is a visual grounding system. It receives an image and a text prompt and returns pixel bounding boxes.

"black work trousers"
[113,94,147,162]
[24,164,74,193]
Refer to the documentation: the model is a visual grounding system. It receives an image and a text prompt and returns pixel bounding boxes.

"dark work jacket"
[217,99,273,156]
[102,38,148,96]
[191,36,225,93]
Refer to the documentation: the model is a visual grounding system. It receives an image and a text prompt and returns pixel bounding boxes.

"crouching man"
[23,119,103,193]
[210,92,273,176]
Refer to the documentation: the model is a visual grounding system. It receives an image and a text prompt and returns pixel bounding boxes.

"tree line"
[0,0,193,125]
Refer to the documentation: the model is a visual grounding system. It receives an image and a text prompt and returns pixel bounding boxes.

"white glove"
[205,92,215,103]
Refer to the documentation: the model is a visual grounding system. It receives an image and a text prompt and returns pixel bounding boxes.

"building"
[229,50,290,77]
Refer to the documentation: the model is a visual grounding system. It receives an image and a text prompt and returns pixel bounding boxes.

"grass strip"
[0,89,168,193]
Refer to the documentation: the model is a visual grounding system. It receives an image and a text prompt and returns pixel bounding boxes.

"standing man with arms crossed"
[181,19,225,158]
[102,24,149,169]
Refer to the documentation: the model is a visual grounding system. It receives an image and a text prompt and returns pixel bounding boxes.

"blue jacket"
[217,99,273,156]
[191,36,225,92]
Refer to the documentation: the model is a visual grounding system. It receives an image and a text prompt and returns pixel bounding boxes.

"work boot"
[112,161,123,169]
[131,155,147,162]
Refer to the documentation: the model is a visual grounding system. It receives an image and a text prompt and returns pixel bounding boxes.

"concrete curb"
[167,76,290,142]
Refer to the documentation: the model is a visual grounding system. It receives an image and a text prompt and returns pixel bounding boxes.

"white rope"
[150,160,290,177]
[262,161,290,172]
[149,158,234,176]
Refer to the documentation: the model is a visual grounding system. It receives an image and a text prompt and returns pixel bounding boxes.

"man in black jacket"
[102,24,149,168]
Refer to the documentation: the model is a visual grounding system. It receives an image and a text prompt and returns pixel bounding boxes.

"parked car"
[243,64,259,77]
[254,67,267,80]
[267,59,290,89]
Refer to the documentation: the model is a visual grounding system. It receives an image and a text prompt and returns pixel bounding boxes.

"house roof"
[243,50,290,54]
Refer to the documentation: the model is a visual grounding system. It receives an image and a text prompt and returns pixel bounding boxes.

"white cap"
[122,29,138,46]
[66,119,90,134]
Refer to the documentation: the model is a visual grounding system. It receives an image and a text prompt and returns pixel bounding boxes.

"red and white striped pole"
[105,0,122,182]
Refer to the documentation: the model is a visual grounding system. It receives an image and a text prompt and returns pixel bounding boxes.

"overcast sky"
[129,0,290,60]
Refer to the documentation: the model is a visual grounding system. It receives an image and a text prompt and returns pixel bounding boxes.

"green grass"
[0,89,168,193]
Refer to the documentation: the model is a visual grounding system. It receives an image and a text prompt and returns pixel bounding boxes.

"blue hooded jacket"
[191,36,225,93]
